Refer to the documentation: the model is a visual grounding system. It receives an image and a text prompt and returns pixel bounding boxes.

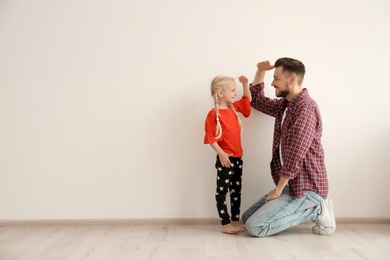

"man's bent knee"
[244,219,269,237]
[242,211,250,224]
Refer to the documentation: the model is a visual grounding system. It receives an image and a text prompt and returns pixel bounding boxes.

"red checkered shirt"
[250,82,328,198]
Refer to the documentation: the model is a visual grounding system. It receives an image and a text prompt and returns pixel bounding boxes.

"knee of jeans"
[242,211,250,224]
[244,218,268,237]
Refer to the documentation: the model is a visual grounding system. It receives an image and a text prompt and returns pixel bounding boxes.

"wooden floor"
[0,223,389,260]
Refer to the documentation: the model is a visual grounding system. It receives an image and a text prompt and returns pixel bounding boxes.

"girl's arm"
[209,142,233,168]
[238,75,251,102]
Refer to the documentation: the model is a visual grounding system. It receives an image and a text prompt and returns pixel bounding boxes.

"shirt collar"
[287,88,308,107]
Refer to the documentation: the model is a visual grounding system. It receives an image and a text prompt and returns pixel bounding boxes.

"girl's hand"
[239,75,252,102]
[219,152,233,168]
[238,75,248,85]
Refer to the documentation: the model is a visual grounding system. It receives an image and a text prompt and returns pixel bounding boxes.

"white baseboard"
[0,218,219,227]
[335,217,390,224]
[0,217,389,227]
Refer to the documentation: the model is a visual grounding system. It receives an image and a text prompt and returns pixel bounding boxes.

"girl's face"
[219,80,237,106]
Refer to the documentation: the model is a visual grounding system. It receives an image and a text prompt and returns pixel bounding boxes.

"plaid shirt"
[250,83,328,198]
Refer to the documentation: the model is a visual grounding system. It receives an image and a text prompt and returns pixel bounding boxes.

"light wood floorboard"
[0,223,389,260]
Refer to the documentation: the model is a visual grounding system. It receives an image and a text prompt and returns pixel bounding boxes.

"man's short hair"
[275,57,305,85]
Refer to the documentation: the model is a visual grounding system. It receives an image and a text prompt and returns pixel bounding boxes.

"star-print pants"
[215,156,243,225]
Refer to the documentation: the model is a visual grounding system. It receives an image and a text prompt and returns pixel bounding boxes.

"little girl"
[204,75,251,234]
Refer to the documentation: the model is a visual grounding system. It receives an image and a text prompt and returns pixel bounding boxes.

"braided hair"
[210,76,243,140]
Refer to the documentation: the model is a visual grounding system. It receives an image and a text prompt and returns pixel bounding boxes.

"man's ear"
[290,74,296,85]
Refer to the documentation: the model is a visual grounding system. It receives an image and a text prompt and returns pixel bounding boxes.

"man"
[242,58,336,237]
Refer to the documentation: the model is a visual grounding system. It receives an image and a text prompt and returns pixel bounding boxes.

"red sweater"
[204,96,251,157]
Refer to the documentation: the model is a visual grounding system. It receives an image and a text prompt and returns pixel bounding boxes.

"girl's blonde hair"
[210,76,243,140]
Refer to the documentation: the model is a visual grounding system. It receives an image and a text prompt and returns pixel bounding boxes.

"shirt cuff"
[250,82,264,88]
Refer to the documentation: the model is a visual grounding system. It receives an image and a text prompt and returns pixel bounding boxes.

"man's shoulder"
[296,90,318,108]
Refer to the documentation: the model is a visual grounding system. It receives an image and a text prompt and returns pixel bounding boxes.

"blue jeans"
[242,186,324,237]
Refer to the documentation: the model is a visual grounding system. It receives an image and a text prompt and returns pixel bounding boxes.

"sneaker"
[312,223,334,235]
[312,224,320,234]
[314,198,336,235]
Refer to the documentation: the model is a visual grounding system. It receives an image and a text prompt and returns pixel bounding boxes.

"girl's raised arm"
[238,75,251,102]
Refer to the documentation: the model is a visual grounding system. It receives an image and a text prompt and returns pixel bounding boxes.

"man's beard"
[276,82,289,97]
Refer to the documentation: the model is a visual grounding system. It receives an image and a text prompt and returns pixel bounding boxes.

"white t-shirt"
[280,108,287,166]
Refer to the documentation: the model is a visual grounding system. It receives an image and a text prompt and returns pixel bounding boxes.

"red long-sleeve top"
[204,96,251,157]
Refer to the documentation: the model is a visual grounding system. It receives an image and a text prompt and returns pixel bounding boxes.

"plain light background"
[1,0,389,220]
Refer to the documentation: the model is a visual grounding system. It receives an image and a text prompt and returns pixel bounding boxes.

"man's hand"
[265,177,289,202]
[257,60,275,71]
[252,60,275,85]
[265,188,282,202]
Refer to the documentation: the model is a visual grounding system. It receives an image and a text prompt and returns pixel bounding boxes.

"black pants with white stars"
[215,156,243,225]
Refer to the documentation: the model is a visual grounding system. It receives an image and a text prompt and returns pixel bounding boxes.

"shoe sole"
[312,224,320,234]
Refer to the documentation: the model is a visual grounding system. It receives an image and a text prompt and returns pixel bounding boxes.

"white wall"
[1,0,389,220]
